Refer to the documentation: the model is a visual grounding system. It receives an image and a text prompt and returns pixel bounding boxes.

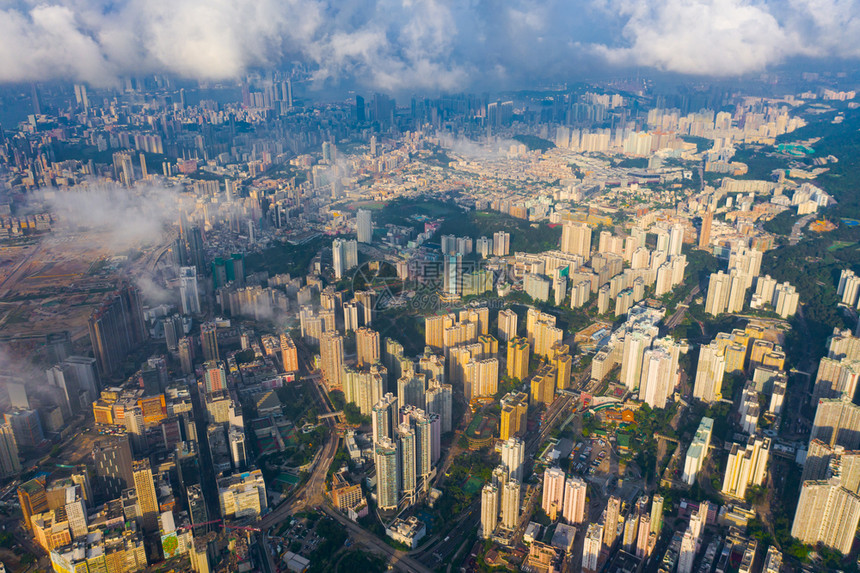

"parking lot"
[568,437,614,478]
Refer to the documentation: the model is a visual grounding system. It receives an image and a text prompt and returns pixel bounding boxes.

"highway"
[321,505,434,573]
[664,284,701,330]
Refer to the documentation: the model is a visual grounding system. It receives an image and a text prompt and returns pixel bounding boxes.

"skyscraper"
[93,436,134,500]
[398,424,417,503]
[638,347,675,409]
[500,480,521,530]
[481,484,499,538]
[603,496,621,550]
[722,434,771,499]
[133,459,158,532]
[561,222,591,259]
[179,266,201,314]
[88,282,146,376]
[792,477,860,554]
[699,210,713,249]
[542,467,565,520]
[501,437,525,482]
[810,396,860,449]
[506,337,530,380]
[375,437,400,511]
[0,424,20,478]
[693,341,726,403]
[333,239,359,279]
[499,392,528,441]
[497,309,518,342]
[372,393,398,443]
[200,322,219,363]
[320,331,345,388]
[562,477,587,525]
[357,209,373,243]
[650,495,664,534]
[356,327,381,367]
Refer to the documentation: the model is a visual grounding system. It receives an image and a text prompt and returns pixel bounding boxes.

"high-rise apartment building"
[811,396,860,449]
[603,496,621,550]
[481,484,499,538]
[562,477,587,525]
[501,437,525,482]
[583,522,603,571]
[500,480,521,530]
[722,434,771,499]
[506,337,530,381]
[499,392,528,441]
[279,333,299,373]
[375,437,400,511]
[333,239,359,279]
[493,231,511,256]
[356,209,373,243]
[356,327,381,367]
[693,341,726,402]
[372,393,398,443]
[699,210,713,248]
[638,347,675,409]
[792,477,860,554]
[561,222,591,259]
[320,331,345,388]
[683,417,714,485]
[542,467,565,520]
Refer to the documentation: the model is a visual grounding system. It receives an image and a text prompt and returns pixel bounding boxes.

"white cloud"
[0,0,857,89]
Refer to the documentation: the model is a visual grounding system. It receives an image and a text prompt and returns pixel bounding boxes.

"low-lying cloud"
[39,181,179,248]
[0,0,858,90]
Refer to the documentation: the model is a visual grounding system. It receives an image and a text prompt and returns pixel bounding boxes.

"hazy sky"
[0,0,857,91]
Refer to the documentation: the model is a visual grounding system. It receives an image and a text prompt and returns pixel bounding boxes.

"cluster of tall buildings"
[481,437,525,539]
[582,494,664,572]
[592,303,682,409]
[694,322,787,407]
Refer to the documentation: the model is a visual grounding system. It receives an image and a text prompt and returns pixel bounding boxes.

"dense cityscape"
[0,9,859,573]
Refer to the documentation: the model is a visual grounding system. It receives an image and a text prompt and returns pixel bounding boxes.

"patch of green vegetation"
[435,209,561,253]
[730,146,788,180]
[343,403,370,425]
[679,135,713,154]
[244,236,327,277]
[512,134,556,152]
[614,157,648,169]
[762,210,800,236]
[337,550,387,573]
[761,235,860,367]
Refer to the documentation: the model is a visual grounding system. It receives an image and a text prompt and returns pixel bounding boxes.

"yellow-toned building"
[500,392,528,441]
[724,343,747,374]
[138,395,166,427]
[507,338,530,381]
[530,364,557,406]
[551,342,572,390]
[762,350,786,371]
[92,400,115,425]
[280,333,299,373]
[478,334,499,358]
